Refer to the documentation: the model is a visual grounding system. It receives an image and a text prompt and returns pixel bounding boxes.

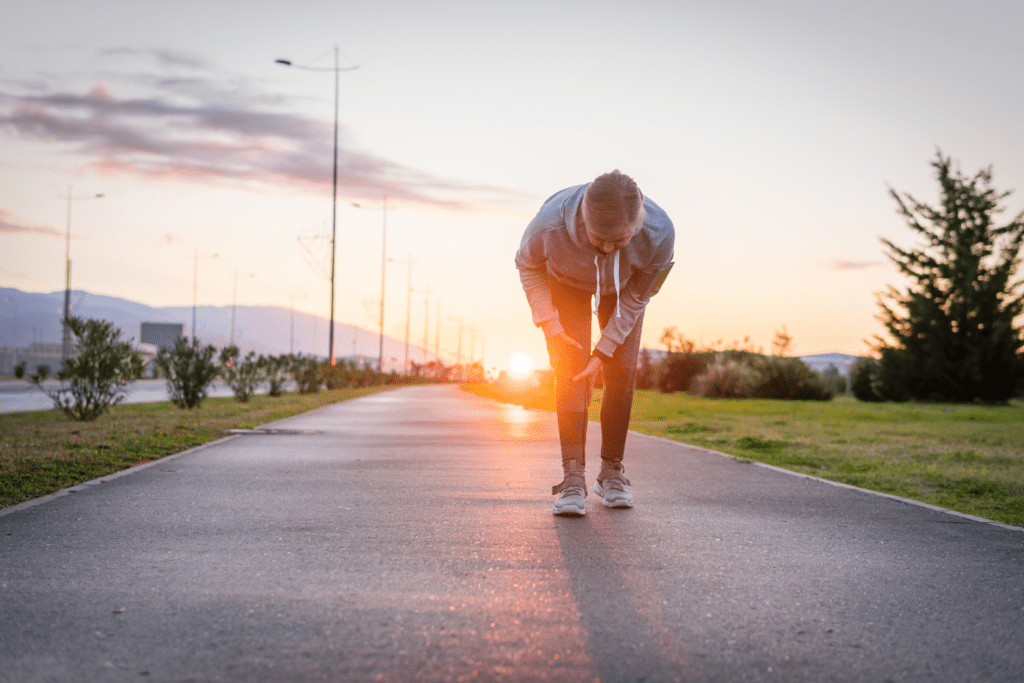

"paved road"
[0,379,299,414]
[2,385,1023,682]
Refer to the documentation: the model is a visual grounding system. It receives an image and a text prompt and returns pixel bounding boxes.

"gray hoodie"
[516,183,675,358]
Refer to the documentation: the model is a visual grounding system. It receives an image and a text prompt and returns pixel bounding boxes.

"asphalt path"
[2,385,1023,682]
[0,379,299,414]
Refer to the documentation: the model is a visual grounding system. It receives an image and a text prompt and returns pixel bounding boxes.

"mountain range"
[0,287,436,370]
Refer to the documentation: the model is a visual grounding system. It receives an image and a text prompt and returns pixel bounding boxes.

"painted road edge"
[0,435,241,519]
[631,430,1024,533]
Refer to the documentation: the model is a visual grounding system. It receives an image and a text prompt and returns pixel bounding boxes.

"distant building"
[140,323,184,352]
[0,342,63,376]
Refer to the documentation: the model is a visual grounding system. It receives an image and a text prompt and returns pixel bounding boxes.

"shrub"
[219,346,264,402]
[690,354,760,398]
[290,356,321,394]
[156,338,219,409]
[658,351,714,393]
[850,358,883,402]
[30,316,144,421]
[749,356,834,401]
[263,355,290,397]
[14,361,26,379]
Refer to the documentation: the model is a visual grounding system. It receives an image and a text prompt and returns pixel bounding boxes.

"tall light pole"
[192,248,219,342]
[276,47,358,366]
[60,184,104,363]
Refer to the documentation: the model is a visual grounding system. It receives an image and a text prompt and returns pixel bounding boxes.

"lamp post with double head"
[60,185,104,363]
[276,47,358,365]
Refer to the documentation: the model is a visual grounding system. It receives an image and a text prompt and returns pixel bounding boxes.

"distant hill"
[0,287,435,371]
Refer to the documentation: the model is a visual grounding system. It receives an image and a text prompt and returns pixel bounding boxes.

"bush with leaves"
[290,355,321,394]
[29,316,143,421]
[219,346,264,402]
[749,356,834,401]
[850,358,883,402]
[263,354,290,396]
[14,361,26,379]
[690,354,760,398]
[156,338,219,409]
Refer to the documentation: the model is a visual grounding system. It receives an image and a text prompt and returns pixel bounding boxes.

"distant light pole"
[60,184,104,362]
[352,195,388,373]
[388,256,415,374]
[276,47,358,366]
[434,300,441,361]
[192,248,219,342]
[422,286,430,363]
[230,271,255,348]
[448,315,465,366]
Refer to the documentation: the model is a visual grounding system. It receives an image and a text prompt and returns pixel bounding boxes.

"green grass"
[0,388,392,509]
[464,384,1024,527]
[627,391,1024,527]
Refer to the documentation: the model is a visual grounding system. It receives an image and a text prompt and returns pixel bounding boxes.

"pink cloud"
[0,209,61,238]
[0,62,523,212]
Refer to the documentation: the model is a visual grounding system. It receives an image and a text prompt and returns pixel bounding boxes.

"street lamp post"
[352,196,388,374]
[276,47,358,366]
[388,256,415,374]
[60,184,104,363]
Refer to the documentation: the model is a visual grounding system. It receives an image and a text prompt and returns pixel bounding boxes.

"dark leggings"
[545,279,644,473]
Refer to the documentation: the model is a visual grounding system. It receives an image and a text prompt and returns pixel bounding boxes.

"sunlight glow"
[508,352,534,377]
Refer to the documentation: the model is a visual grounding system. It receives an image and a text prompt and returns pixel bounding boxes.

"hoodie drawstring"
[593,252,622,319]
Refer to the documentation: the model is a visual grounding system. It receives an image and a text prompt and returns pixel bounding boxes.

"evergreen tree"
[876,152,1024,402]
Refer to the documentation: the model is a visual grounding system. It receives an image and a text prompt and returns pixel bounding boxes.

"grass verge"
[0,387,391,509]
[462,384,1024,527]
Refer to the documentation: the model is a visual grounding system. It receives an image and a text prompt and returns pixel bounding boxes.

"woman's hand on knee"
[552,331,584,351]
[572,355,602,383]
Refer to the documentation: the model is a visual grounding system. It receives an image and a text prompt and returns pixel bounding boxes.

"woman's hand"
[572,355,602,383]
[552,331,583,351]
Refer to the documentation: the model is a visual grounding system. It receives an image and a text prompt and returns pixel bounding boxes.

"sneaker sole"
[552,503,586,516]
[594,482,633,509]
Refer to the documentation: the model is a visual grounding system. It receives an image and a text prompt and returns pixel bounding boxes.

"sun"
[507,352,534,377]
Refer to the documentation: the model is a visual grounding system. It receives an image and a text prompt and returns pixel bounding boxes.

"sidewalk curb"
[631,430,1024,533]
[0,435,241,519]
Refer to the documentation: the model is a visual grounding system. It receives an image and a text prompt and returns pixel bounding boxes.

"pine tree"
[876,152,1024,402]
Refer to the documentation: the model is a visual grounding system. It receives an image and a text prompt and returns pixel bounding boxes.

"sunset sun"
[507,353,534,377]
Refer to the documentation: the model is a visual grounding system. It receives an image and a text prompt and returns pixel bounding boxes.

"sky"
[2,0,1023,373]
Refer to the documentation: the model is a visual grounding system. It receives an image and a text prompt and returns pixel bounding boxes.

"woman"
[516,170,675,515]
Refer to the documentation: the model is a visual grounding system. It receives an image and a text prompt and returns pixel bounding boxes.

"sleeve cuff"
[594,337,617,360]
[541,318,564,339]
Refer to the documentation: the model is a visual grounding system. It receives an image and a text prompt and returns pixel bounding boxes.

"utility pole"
[434,300,441,361]
[423,286,430,363]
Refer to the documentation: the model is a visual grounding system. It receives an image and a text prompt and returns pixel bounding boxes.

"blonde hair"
[583,170,644,239]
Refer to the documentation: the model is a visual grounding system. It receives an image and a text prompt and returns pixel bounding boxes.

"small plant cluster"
[655,327,834,401]
[30,316,144,421]
[157,338,439,409]
[31,315,451,420]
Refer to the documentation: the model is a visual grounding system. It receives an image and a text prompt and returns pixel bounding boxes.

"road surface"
[2,385,1022,682]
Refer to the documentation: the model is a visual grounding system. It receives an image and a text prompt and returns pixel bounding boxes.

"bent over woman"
[515,170,675,516]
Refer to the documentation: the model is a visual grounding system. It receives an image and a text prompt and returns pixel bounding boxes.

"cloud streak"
[0,52,522,212]
[0,209,61,238]
[830,260,883,271]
